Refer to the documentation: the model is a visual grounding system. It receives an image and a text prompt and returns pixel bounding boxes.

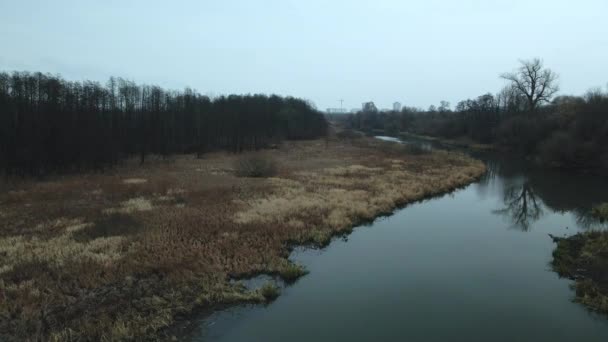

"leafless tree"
[501,58,559,112]
[493,182,543,231]
[0,71,327,176]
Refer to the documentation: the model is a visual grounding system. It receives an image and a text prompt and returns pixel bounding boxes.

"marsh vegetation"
[591,204,608,222]
[192,138,608,342]
[551,231,608,315]
[0,134,484,341]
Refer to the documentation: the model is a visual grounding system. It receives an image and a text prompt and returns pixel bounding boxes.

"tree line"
[339,59,608,170]
[0,71,327,177]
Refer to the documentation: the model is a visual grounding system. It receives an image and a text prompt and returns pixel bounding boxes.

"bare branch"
[501,58,559,111]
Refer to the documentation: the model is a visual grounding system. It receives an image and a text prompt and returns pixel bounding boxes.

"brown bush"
[336,129,363,141]
[404,143,429,155]
[373,140,429,156]
[234,155,278,178]
[538,131,599,169]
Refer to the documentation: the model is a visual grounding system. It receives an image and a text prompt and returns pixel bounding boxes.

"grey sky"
[1,0,607,110]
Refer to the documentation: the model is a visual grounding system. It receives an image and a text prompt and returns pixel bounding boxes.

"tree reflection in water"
[425,144,608,232]
[493,181,543,231]
[573,209,608,231]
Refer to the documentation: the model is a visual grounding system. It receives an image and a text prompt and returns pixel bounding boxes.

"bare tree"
[497,85,527,113]
[438,100,451,113]
[493,182,543,231]
[0,71,328,176]
[501,58,559,112]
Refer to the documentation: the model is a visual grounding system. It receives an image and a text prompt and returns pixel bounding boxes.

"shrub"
[538,131,599,169]
[405,143,429,155]
[234,155,278,178]
[591,203,608,222]
[537,131,577,167]
[375,141,407,155]
[72,213,142,241]
[496,114,559,154]
[336,129,363,141]
[374,140,429,156]
[278,262,309,283]
[259,282,280,301]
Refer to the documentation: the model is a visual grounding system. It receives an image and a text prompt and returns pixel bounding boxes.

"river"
[188,136,608,342]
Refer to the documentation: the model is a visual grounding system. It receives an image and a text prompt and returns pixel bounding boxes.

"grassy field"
[0,135,485,341]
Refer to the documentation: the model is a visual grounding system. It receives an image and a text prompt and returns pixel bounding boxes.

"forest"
[0,71,327,177]
[341,59,608,171]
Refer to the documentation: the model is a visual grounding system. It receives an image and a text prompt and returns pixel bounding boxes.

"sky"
[1,0,607,111]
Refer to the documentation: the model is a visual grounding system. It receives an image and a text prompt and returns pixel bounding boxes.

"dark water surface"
[190,137,608,342]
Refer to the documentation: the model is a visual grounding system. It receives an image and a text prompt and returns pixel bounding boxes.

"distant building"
[362,102,378,112]
[393,102,402,112]
[326,108,348,114]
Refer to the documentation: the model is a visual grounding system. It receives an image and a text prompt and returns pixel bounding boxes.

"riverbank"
[551,229,608,315]
[396,131,608,175]
[0,135,485,341]
[398,132,495,151]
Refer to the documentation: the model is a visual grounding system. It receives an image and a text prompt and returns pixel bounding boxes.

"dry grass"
[551,231,608,315]
[0,136,485,341]
[234,154,278,178]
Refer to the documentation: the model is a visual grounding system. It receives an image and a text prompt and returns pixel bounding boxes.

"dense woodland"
[0,71,327,177]
[341,59,608,170]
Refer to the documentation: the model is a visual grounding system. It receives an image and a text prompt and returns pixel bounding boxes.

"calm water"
[190,137,608,342]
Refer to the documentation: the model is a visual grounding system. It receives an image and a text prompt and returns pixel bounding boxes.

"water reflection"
[195,138,608,342]
[493,182,543,231]
[574,211,606,230]
[475,151,608,231]
[399,137,608,232]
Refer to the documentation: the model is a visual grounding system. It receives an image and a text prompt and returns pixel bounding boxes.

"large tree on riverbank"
[501,58,559,112]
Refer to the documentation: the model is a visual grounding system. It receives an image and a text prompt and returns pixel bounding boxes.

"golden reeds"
[0,137,485,341]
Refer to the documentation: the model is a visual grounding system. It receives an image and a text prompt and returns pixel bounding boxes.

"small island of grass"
[551,230,608,315]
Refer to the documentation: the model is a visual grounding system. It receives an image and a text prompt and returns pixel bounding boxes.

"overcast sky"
[1,0,607,110]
